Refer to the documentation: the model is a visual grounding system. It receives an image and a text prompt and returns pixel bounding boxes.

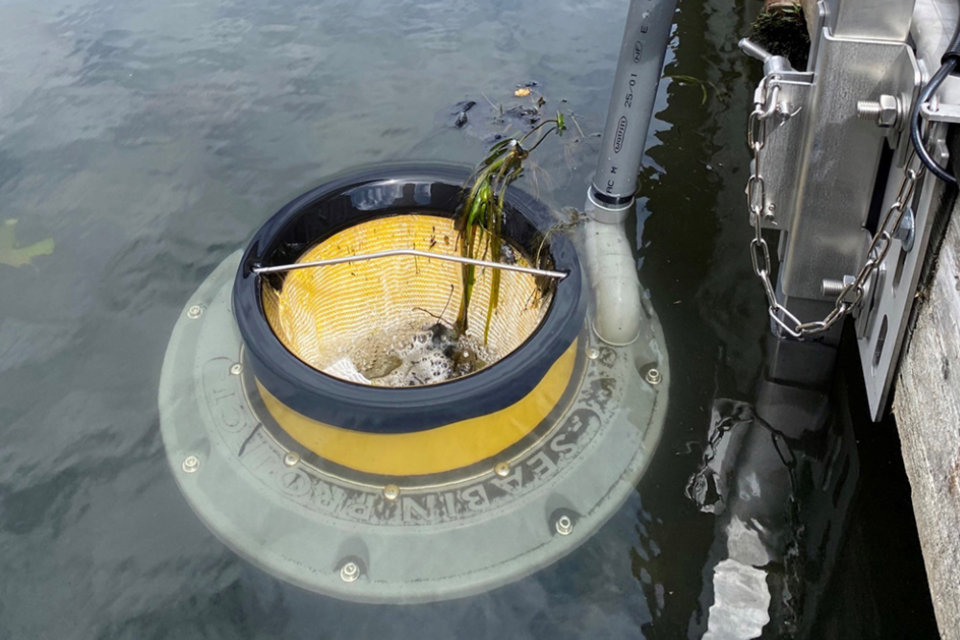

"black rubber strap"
[590,187,634,207]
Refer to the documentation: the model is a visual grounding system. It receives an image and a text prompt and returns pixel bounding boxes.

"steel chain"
[746,76,924,339]
[684,405,798,509]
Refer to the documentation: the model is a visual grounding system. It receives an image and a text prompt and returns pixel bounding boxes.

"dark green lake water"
[0,0,939,637]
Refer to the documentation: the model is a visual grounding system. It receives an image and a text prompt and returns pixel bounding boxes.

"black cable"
[910,11,960,184]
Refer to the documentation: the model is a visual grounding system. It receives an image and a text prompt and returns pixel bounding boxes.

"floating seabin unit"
[159,165,668,603]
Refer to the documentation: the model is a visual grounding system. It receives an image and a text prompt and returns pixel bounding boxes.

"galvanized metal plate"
[158,252,669,603]
[778,34,919,300]
[857,136,947,420]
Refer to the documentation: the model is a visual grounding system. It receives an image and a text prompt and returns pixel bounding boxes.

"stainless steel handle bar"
[252,249,568,280]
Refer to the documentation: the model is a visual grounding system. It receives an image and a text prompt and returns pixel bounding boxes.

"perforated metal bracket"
[856,132,948,420]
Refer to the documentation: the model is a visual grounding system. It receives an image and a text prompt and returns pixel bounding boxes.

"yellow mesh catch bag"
[261,214,551,376]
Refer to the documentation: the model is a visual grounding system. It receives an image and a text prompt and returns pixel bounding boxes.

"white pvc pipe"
[584,0,676,345]
[582,192,643,346]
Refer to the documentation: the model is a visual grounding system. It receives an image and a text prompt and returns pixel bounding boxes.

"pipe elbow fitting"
[582,212,643,346]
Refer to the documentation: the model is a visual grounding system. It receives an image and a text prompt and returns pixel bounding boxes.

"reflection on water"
[0,0,937,637]
[687,395,849,639]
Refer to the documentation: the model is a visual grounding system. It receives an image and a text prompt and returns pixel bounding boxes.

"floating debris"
[453,99,476,128]
[343,322,492,387]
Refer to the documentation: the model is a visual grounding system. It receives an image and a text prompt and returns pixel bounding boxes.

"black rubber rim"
[233,164,585,434]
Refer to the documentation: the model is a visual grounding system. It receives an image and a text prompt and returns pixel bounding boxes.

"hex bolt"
[230,363,243,376]
[856,101,882,120]
[856,94,901,128]
[339,561,361,583]
[555,515,574,536]
[494,462,511,477]
[182,455,200,473]
[383,484,400,501]
[645,368,662,385]
[821,275,856,298]
[187,305,203,319]
[586,348,599,360]
[283,452,300,467]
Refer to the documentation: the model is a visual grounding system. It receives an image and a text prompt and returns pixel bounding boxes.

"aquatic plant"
[455,112,566,341]
[749,3,810,70]
[665,74,724,106]
[0,219,54,268]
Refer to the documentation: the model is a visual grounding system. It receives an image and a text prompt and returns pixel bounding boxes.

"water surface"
[0,0,938,638]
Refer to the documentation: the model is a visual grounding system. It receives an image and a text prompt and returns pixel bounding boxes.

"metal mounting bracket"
[763,33,921,302]
[921,102,960,123]
[856,132,948,419]
[855,0,959,419]
[742,0,947,421]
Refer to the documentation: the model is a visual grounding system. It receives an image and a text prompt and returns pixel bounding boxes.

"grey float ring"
[159,251,669,603]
